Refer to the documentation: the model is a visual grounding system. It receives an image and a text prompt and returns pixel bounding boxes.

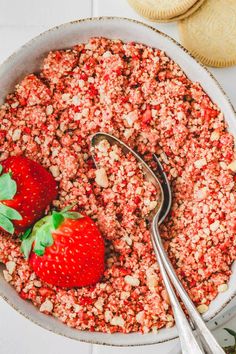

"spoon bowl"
[91,132,164,222]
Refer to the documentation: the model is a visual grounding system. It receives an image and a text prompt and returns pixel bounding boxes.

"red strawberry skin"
[1,156,57,233]
[29,216,105,288]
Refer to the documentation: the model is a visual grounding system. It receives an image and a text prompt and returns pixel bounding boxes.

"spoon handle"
[152,220,225,354]
[151,223,204,354]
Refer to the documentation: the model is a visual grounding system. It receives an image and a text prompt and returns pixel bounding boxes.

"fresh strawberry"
[0,156,57,234]
[21,207,105,288]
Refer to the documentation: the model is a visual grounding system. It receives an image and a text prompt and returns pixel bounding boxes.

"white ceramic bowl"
[0,17,236,346]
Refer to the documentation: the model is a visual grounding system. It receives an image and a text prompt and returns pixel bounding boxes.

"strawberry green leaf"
[224,328,236,342]
[52,212,64,229]
[21,228,32,240]
[21,216,54,257]
[20,207,83,259]
[0,165,2,174]
[61,203,77,213]
[59,204,84,221]
[0,203,22,220]
[21,236,35,259]
[21,216,55,258]
[33,238,45,256]
[38,224,53,247]
[62,211,83,219]
[0,173,17,200]
[0,214,14,234]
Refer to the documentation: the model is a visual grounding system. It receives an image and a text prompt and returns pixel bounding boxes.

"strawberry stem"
[21,206,83,259]
[51,211,64,229]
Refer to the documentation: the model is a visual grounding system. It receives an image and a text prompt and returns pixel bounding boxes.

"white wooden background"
[0,1,236,353]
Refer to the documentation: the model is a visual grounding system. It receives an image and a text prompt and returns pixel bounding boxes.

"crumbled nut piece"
[166,322,174,328]
[109,150,119,161]
[34,280,42,287]
[11,102,19,109]
[197,304,208,314]
[218,284,228,293]
[123,129,133,139]
[210,220,220,232]
[95,168,109,188]
[136,311,145,324]
[103,51,112,58]
[73,304,82,312]
[220,161,228,170]
[40,299,53,313]
[29,273,36,281]
[82,108,89,117]
[147,273,158,292]
[6,261,16,275]
[124,111,138,127]
[120,291,130,300]
[161,289,170,304]
[49,165,60,178]
[124,275,140,286]
[149,201,158,210]
[166,314,174,322]
[46,105,53,115]
[88,77,94,83]
[210,131,220,141]
[97,139,110,153]
[74,112,82,121]
[196,187,208,201]
[72,96,80,105]
[105,310,112,323]
[228,160,236,172]
[12,129,21,141]
[194,158,207,169]
[94,297,104,311]
[123,235,132,246]
[152,326,158,333]
[110,316,125,327]
[61,93,70,102]
[59,122,67,132]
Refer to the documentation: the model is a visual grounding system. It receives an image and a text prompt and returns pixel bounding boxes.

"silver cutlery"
[91,132,225,354]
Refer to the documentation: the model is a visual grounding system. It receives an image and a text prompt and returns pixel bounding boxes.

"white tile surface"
[93,0,179,41]
[0,26,46,64]
[210,67,236,108]
[0,0,91,26]
[93,339,180,354]
[0,0,236,353]
[0,297,92,354]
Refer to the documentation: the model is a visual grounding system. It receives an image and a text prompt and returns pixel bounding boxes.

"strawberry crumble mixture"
[0,37,236,333]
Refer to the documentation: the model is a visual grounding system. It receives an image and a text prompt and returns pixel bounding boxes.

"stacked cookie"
[128,0,236,67]
[128,0,206,22]
[179,0,236,67]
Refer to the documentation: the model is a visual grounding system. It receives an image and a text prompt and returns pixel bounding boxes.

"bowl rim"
[0,16,236,347]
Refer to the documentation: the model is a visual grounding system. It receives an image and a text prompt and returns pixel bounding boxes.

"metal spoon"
[152,154,224,354]
[90,132,224,354]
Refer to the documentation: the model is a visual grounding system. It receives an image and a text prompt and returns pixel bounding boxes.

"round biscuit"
[156,0,205,23]
[179,0,236,67]
[128,0,199,21]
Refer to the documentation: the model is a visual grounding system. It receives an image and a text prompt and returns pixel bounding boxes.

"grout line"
[91,343,95,354]
[91,0,94,17]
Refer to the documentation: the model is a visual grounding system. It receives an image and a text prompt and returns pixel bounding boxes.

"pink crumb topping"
[0,37,236,333]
